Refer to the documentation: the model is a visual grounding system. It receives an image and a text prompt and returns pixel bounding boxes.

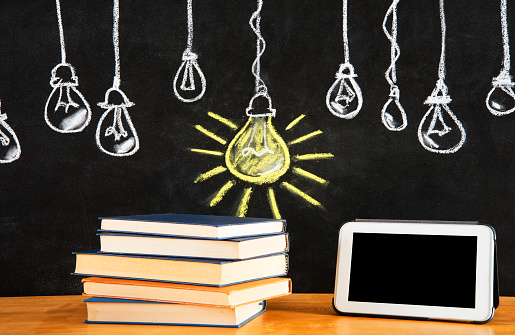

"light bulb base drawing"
[246,92,276,117]
[45,63,92,133]
[326,62,363,119]
[96,87,139,157]
[225,115,290,185]
[486,72,515,116]
[173,48,207,103]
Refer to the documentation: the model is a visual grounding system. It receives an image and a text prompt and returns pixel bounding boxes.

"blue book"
[99,213,286,239]
[73,250,289,287]
[84,297,266,327]
[97,231,289,260]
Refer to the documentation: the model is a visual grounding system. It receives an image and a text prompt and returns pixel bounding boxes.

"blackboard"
[1,0,514,296]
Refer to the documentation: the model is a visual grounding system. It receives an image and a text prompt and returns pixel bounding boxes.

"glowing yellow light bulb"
[225,97,290,184]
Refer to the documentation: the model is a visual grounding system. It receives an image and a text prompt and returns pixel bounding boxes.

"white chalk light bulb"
[326,63,363,119]
[381,86,407,131]
[173,49,206,103]
[44,63,91,133]
[96,86,139,157]
[486,71,515,116]
[418,81,465,154]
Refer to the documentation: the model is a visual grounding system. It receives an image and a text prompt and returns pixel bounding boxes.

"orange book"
[82,277,292,307]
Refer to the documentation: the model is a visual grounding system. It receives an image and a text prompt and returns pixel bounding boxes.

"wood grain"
[1,294,514,334]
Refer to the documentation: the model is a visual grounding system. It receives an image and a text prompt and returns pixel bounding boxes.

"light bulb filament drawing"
[241,120,274,157]
[0,102,21,163]
[335,71,356,107]
[425,96,452,138]
[0,114,10,146]
[105,107,128,141]
[54,80,80,113]
[180,50,200,91]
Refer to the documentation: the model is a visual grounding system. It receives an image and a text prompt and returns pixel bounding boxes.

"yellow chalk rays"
[236,187,253,217]
[208,112,238,130]
[288,130,323,146]
[192,112,333,217]
[195,166,227,183]
[267,187,281,219]
[209,180,236,207]
[195,125,227,145]
[294,153,334,161]
[280,182,324,208]
[189,148,224,156]
[292,167,328,186]
[285,114,305,131]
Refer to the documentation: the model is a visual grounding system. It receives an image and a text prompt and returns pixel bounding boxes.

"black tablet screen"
[348,233,477,308]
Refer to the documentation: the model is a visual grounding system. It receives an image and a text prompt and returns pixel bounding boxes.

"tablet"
[333,220,497,323]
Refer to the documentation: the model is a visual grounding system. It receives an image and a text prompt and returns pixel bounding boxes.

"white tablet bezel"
[334,221,496,323]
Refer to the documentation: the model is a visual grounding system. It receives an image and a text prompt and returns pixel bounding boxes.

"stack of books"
[73,213,291,327]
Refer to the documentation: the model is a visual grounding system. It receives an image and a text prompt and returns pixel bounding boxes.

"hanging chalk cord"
[418,0,465,154]
[326,0,363,119]
[44,0,91,133]
[486,0,515,116]
[0,100,21,163]
[246,0,275,119]
[381,0,407,131]
[96,0,139,157]
[242,0,276,157]
[173,0,206,103]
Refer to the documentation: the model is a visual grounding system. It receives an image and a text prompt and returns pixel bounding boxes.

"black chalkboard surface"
[0,0,514,296]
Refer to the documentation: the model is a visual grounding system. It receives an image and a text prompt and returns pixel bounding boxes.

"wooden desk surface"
[1,294,514,334]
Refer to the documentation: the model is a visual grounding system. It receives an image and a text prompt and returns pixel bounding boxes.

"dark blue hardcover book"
[99,213,286,239]
[96,231,290,260]
[83,297,266,327]
[72,250,289,287]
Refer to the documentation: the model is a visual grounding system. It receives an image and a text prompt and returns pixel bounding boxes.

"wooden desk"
[1,294,514,334]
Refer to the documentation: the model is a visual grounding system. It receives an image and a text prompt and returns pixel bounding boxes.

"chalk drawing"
[486,0,515,116]
[418,0,465,154]
[326,0,363,119]
[45,0,91,134]
[173,0,206,103]
[191,112,332,219]
[381,0,407,131]
[224,0,290,186]
[96,0,139,157]
[0,101,21,163]
[189,1,333,218]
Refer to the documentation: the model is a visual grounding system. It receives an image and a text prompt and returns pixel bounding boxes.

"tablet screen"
[348,233,477,308]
